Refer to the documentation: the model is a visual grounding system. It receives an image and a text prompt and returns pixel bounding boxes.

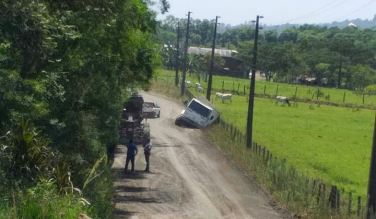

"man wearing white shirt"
[143,137,153,172]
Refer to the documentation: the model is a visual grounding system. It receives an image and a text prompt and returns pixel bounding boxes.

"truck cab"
[175,96,220,129]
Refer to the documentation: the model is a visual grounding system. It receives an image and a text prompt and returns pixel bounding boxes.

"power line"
[284,0,343,23]
[334,0,376,22]
[280,0,349,24]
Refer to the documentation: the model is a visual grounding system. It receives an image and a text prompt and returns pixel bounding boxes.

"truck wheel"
[157,112,160,118]
[175,117,182,126]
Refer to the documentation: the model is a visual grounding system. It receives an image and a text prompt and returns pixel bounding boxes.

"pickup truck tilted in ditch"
[175,96,220,129]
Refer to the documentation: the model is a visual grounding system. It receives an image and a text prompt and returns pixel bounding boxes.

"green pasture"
[215,95,374,196]
[155,69,376,107]
[155,69,376,197]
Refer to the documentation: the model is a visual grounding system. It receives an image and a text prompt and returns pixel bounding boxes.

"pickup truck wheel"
[175,117,182,126]
[157,112,160,118]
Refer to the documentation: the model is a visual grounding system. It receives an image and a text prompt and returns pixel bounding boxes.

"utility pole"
[206,16,220,101]
[338,53,342,88]
[246,15,263,148]
[175,22,180,86]
[367,114,376,219]
[181,11,192,96]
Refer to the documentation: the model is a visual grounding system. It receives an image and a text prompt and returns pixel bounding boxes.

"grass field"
[156,69,376,197]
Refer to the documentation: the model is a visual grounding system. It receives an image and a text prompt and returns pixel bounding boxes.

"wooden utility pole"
[181,12,192,96]
[338,53,342,88]
[175,22,180,86]
[367,114,376,218]
[246,15,263,148]
[206,16,220,101]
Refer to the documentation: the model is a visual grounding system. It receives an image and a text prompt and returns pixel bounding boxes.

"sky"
[155,0,376,26]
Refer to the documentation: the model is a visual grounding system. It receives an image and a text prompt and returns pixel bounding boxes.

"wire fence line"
[155,75,376,110]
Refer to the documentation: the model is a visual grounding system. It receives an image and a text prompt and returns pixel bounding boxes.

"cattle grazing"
[275,96,290,107]
[196,86,203,92]
[215,92,223,100]
[221,93,232,104]
[195,83,203,92]
[185,80,192,87]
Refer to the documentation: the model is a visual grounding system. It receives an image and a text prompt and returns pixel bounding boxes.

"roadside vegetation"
[0,0,169,218]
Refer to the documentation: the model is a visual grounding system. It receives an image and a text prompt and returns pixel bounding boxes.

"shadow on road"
[113,169,148,180]
[115,185,156,193]
[152,143,181,148]
[113,209,138,217]
[113,169,161,217]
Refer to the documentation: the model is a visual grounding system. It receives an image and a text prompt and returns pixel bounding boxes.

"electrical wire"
[334,0,376,22]
[283,0,344,23]
[278,0,349,24]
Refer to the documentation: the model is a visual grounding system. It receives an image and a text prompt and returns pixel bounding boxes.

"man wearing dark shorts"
[125,139,138,172]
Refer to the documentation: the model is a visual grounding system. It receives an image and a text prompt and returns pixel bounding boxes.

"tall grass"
[0,119,114,219]
[0,180,89,219]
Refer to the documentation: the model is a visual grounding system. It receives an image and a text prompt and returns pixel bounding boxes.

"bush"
[4,179,89,219]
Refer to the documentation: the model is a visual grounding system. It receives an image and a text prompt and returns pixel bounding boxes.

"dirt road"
[112,92,291,219]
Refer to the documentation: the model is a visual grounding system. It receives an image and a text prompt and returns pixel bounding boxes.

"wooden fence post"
[233,80,234,92]
[264,85,266,95]
[357,196,361,216]
[243,85,246,95]
[317,183,322,205]
[295,86,298,98]
[343,92,346,102]
[222,81,224,93]
[263,147,266,159]
[348,192,352,215]
[323,184,326,206]
[269,153,272,162]
[237,83,240,94]
[363,93,365,104]
[276,85,279,96]
[259,145,261,156]
[329,186,341,210]
[312,180,317,194]
[337,188,340,210]
[317,88,319,100]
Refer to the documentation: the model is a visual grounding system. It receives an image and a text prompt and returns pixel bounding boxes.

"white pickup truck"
[175,96,220,129]
[142,102,161,118]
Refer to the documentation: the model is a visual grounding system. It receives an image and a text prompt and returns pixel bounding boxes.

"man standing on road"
[143,137,153,172]
[125,139,138,172]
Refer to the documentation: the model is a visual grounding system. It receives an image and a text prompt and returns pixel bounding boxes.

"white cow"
[275,96,290,106]
[196,86,203,92]
[185,80,192,88]
[221,93,232,104]
[215,92,223,101]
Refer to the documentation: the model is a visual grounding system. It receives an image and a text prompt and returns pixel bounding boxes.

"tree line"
[157,15,376,91]
[0,0,168,217]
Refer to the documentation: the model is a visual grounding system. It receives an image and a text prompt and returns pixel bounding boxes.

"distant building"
[187,47,245,78]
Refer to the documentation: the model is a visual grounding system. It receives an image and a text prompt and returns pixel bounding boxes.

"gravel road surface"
[112,92,291,219]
